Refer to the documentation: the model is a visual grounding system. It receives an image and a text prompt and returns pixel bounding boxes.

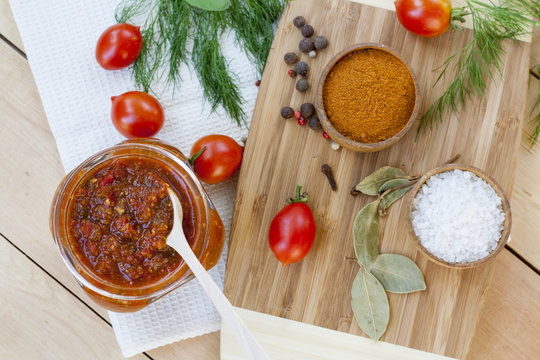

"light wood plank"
[0,237,147,360]
[530,28,540,72]
[147,332,220,360]
[0,34,219,360]
[467,250,540,359]
[221,308,455,360]
[0,35,104,316]
[0,0,24,51]
[511,76,540,269]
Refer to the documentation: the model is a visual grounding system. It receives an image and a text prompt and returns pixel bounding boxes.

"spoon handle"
[167,193,269,360]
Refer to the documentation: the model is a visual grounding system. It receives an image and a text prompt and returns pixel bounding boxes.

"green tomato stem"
[188,146,207,167]
[450,7,470,30]
[287,184,308,204]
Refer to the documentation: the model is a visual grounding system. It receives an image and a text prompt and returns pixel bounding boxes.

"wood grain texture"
[510,41,540,268]
[510,77,540,269]
[1,0,538,358]
[147,332,220,360]
[0,237,147,360]
[221,250,540,360]
[221,307,455,360]
[467,250,540,359]
[0,0,24,50]
[530,28,540,73]
[0,37,109,317]
[224,0,531,358]
[0,34,217,360]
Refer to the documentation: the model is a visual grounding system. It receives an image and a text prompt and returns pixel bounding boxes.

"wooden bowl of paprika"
[316,43,420,152]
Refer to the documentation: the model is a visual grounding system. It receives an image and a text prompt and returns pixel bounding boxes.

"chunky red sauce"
[67,157,195,287]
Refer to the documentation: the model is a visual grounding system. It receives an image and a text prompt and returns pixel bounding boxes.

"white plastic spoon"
[166,188,269,360]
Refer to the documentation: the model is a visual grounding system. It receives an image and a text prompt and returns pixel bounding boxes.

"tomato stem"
[450,7,469,30]
[188,146,207,167]
[287,184,308,204]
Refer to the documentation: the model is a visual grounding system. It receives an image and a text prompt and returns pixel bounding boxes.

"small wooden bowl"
[407,164,512,269]
[316,43,420,152]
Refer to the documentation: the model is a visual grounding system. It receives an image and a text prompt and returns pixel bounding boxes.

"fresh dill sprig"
[530,66,540,145]
[227,0,285,74]
[115,0,289,126]
[191,10,245,124]
[418,0,537,133]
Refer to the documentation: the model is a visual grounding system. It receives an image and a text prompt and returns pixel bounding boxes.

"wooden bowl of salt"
[407,164,512,269]
[316,43,420,152]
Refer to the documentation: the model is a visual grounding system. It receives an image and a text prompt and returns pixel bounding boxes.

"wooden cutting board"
[221,307,455,359]
[224,0,530,358]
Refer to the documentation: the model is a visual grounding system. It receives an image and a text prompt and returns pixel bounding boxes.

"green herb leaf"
[418,0,537,133]
[379,178,410,193]
[355,167,406,196]
[353,201,380,269]
[115,0,289,126]
[351,268,389,341]
[370,254,426,294]
[379,178,414,212]
[185,0,231,11]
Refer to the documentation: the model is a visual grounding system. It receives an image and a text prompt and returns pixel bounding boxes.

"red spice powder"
[323,48,416,143]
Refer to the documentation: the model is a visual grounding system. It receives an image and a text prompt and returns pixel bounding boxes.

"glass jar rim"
[50,139,210,302]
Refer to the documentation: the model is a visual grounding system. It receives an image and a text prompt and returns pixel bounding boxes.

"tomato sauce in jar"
[51,139,225,312]
[67,157,194,287]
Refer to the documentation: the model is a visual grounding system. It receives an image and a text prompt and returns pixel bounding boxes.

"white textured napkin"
[9,0,259,357]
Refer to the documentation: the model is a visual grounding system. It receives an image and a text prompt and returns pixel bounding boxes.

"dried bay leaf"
[370,254,426,294]
[379,178,415,212]
[351,268,390,341]
[355,166,406,196]
[353,201,380,269]
[379,178,410,192]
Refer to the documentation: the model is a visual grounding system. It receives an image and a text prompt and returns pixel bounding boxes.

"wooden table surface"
[1,1,538,359]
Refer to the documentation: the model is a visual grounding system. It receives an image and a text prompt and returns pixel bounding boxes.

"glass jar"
[50,139,225,312]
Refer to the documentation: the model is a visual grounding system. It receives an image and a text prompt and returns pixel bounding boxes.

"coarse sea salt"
[411,169,505,263]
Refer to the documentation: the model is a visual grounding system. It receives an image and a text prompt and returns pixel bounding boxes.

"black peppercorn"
[284,52,298,65]
[281,106,294,119]
[299,38,314,53]
[314,36,328,50]
[301,24,314,37]
[295,61,309,77]
[307,115,322,130]
[296,78,309,92]
[293,16,305,28]
[300,103,315,118]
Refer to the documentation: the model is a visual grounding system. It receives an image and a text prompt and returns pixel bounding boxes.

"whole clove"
[321,164,337,191]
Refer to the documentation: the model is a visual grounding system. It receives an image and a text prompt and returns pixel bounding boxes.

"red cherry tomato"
[189,135,243,184]
[394,0,452,37]
[111,91,164,138]
[269,186,316,266]
[96,23,143,70]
